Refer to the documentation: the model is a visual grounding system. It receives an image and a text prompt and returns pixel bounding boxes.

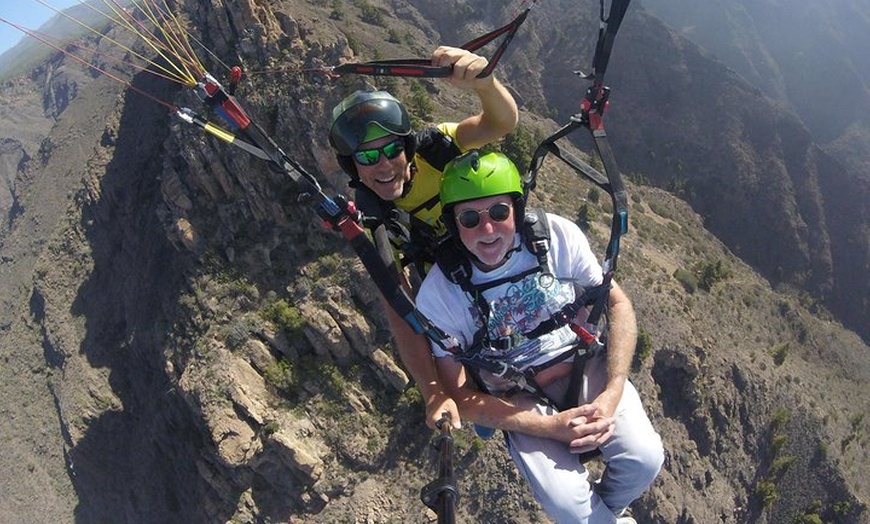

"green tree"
[754,478,778,508]
[329,0,344,20]
[575,203,594,232]
[408,82,434,121]
[633,327,653,369]
[695,259,732,291]
[360,3,384,26]
[673,267,698,294]
[500,123,539,173]
[768,342,789,366]
[262,299,306,335]
[587,187,601,204]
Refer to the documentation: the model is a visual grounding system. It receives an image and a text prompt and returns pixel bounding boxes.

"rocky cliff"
[0,1,868,523]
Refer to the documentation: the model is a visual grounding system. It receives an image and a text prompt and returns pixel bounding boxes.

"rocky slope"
[0,0,868,523]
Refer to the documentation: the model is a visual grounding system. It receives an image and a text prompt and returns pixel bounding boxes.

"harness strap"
[528,282,611,339]
[455,342,596,412]
[474,281,608,353]
[454,346,572,403]
[471,266,540,295]
[523,212,555,287]
[406,193,441,216]
[415,126,463,173]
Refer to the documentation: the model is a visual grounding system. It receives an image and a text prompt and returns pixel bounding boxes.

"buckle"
[448,265,469,284]
[494,332,524,350]
[493,361,510,378]
[551,309,570,326]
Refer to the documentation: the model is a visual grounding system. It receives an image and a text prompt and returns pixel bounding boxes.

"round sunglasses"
[456,202,513,229]
[353,138,405,166]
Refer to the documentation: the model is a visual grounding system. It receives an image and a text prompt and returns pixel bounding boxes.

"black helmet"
[328,90,417,181]
[329,91,413,154]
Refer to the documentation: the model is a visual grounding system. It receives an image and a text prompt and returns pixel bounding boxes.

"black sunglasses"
[353,138,405,166]
[456,202,513,229]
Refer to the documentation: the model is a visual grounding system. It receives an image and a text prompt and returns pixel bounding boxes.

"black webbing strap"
[523,0,631,324]
[331,1,537,78]
[530,284,607,338]
[582,0,632,82]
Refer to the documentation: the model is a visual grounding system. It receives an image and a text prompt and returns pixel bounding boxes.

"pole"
[420,414,458,524]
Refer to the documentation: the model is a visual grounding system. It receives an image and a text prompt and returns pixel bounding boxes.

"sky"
[0,0,82,56]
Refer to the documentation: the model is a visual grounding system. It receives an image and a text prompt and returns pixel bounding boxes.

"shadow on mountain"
[66,69,238,523]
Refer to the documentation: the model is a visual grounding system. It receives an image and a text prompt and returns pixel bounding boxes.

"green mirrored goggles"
[353,138,405,166]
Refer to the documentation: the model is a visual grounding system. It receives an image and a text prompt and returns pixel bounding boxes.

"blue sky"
[0,0,81,56]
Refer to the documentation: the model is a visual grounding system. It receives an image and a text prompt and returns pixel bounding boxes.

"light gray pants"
[505,353,664,523]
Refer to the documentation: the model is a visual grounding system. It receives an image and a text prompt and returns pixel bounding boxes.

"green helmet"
[328,90,412,156]
[440,150,524,207]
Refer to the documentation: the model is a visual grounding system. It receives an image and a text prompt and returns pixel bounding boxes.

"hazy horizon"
[0,0,81,57]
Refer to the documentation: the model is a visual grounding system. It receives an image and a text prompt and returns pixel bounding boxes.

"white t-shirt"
[416,213,604,393]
